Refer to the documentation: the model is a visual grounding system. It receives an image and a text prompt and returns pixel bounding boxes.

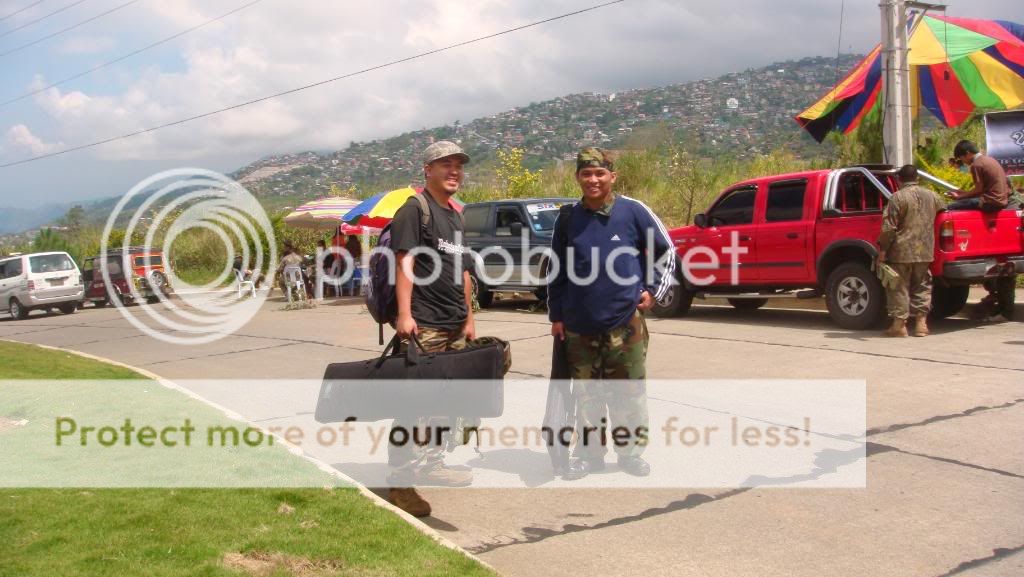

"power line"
[0,0,46,24]
[0,0,85,38]
[0,0,627,168]
[0,0,265,107]
[0,0,140,56]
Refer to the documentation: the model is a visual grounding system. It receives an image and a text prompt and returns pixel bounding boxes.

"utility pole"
[880,1,944,167]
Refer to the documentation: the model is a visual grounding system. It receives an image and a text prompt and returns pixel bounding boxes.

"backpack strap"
[413,191,466,232]
[412,193,432,229]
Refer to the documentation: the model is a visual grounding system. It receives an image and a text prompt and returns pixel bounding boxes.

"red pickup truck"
[653,166,1024,328]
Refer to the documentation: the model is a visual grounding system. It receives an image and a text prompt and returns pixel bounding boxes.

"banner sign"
[984,110,1024,176]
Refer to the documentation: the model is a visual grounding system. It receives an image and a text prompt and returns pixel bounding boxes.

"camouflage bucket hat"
[422,141,470,165]
[576,147,613,172]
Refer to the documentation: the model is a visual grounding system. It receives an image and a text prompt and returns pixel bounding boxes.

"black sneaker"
[618,456,651,477]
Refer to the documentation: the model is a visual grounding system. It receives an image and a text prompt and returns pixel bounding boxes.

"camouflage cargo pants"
[886,262,933,320]
[387,326,466,485]
[565,310,650,459]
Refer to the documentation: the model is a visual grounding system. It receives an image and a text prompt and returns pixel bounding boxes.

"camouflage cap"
[576,147,613,172]
[422,141,470,165]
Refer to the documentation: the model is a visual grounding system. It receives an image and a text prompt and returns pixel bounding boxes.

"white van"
[0,251,84,320]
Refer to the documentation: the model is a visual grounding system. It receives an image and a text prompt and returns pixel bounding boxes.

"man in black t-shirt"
[386,141,476,517]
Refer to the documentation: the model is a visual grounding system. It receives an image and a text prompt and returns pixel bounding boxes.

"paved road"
[2,292,1022,577]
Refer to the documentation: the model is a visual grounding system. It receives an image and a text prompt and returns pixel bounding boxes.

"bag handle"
[375,333,426,368]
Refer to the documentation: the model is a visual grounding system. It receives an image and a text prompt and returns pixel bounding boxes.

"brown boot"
[884,318,908,337]
[912,316,929,337]
[414,464,473,487]
[389,488,431,517]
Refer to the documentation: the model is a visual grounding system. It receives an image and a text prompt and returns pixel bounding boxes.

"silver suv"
[0,251,84,320]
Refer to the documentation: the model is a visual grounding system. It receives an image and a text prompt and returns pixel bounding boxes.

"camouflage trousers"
[886,262,933,320]
[387,326,467,485]
[565,311,650,459]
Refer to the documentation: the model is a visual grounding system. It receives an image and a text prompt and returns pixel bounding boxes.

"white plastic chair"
[234,269,255,298]
[283,265,306,303]
[316,258,342,301]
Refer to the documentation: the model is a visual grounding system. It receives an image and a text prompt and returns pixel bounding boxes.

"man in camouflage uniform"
[878,164,945,337]
[548,147,675,480]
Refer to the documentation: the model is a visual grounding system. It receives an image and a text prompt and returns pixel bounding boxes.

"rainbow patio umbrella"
[796,15,1024,142]
[282,197,361,230]
[343,186,465,228]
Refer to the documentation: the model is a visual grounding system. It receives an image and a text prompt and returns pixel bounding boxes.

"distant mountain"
[233,54,863,200]
[0,204,72,234]
[0,186,208,235]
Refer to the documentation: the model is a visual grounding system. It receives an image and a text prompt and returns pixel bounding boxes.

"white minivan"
[0,251,84,320]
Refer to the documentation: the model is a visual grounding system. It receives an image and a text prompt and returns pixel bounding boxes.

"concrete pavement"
[1,292,1022,576]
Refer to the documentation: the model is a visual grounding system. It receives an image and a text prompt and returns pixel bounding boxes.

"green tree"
[666,148,716,226]
[59,205,86,232]
[496,148,542,198]
[32,228,70,254]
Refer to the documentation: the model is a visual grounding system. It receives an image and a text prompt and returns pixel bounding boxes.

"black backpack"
[366,194,430,344]
[365,193,464,344]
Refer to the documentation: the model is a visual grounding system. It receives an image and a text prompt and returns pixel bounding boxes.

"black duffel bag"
[314,335,504,423]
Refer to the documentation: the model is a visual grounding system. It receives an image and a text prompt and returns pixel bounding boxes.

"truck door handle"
[739,235,751,242]
[786,233,799,239]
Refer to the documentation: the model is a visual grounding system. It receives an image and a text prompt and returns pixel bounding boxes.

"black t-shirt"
[390,192,472,330]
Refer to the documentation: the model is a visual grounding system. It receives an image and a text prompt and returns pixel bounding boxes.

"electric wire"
[0,0,265,107]
[0,0,46,24]
[0,0,627,168]
[0,0,85,38]
[0,0,141,57]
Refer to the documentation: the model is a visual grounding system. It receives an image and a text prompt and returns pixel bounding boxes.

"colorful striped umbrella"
[343,186,465,228]
[796,15,1024,143]
[282,197,361,230]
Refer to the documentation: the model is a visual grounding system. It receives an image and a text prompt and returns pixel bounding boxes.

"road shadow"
[674,305,837,331]
[465,448,559,487]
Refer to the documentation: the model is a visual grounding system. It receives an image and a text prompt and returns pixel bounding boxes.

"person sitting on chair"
[232,255,264,288]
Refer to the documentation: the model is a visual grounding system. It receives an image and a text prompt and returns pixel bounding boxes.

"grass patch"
[174,267,231,287]
[0,342,493,577]
[0,488,490,577]
[0,341,141,380]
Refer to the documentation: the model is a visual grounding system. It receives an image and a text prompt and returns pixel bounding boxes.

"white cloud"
[57,36,117,55]
[3,0,1020,205]
[5,124,63,156]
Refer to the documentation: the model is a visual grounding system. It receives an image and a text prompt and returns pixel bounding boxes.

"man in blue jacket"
[548,147,675,480]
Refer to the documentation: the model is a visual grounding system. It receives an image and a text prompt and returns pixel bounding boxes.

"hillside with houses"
[235,54,862,200]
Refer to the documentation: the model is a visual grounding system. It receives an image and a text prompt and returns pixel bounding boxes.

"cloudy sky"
[0,0,1018,208]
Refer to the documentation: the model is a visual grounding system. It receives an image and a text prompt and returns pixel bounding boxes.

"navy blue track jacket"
[547,195,675,335]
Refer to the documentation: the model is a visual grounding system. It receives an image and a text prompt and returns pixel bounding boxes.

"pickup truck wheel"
[9,299,28,320]
[533,287,547,303]
[825,262,885,330]
[652,283,694,318]
[477,288,494,309]
[929,284,969,319]
[728,298,768,311]
[59,303,77,315]
[994,275,1016,320]
[94,299,108,308]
